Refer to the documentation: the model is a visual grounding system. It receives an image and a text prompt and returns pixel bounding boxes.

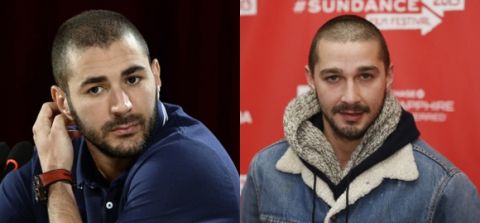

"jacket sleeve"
[432,171,480,222]
[241,155,261,223]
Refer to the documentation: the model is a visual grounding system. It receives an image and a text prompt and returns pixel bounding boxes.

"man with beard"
[241,15,480,222]
[0,10,239,222]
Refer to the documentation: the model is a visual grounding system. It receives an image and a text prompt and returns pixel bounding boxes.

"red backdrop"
[240,0,480,190]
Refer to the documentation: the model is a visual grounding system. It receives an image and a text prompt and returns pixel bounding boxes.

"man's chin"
[99,144,144,158]
[109,139,144,151]
[96,137,145,157]
[332,121,367,140]
[339,128,364,140]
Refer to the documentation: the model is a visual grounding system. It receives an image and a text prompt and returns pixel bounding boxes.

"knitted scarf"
[283,89,402,184]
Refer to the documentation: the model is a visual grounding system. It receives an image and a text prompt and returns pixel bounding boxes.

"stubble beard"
[68,99,158,158]
[320,94,385,141]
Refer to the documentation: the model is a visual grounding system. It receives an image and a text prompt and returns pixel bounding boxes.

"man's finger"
[51,114,69,137]
[32,102,59,138]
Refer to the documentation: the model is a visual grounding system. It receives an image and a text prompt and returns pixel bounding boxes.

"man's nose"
[341,80,361,104]
[110,88,132,115]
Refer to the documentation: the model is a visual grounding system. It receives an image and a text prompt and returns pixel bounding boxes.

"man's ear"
[386,64,394,90]
[151,58,161,91]
[305,65,315,90]
[51,85,74,120]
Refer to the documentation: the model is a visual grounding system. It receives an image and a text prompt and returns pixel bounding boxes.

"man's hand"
[32,102,82,223]
[32,102,74,172]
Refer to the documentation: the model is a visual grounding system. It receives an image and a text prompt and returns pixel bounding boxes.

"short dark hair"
[51,9,150,91]
[308,15,390,73]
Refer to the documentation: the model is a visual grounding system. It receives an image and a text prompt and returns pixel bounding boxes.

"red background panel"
[241,0,480,190]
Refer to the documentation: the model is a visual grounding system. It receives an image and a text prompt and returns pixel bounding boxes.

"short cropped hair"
[51,9,150,91]
[308,15,390,73]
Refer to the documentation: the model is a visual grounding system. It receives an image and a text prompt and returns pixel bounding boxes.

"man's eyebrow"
[121,65,145,77]
[320,67,342,76]
[357,66,379,73]
[80,76,107,88]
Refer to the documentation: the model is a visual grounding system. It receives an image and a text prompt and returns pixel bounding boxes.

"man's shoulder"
[139,124,235,179]
[162,102,202,130]
[409,138,478,192]
[132,103,238,187]
[411,139,460,176]
[409,139,480,220]
[157,103,223,150]
[148,125,228,166]
[119,103,239,221]
[249,139,290,171]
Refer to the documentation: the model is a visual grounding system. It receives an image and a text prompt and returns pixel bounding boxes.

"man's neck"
[86,141,134,182]
[323,123,361,170]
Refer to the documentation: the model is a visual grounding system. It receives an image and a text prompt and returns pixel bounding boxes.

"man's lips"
[111,122,140,136]
[339,111,364,122]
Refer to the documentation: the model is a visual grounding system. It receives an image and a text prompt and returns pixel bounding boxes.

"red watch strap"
[39,169,73,187]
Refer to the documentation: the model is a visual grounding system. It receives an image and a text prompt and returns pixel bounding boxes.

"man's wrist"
[42,163,72,172]
[48,181,74,194]
[34,169,73,203]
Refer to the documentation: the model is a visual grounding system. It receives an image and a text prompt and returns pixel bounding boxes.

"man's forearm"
[47,182,82,223]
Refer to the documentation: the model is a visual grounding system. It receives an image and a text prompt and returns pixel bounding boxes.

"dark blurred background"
[0,1,239,170]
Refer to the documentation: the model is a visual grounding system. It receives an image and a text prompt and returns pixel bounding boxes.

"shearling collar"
[276,143,419,223]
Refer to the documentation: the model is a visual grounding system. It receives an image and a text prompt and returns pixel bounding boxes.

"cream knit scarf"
[283,89,402,184]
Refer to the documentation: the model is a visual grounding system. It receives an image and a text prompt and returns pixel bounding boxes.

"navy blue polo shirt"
[0,102,239,223]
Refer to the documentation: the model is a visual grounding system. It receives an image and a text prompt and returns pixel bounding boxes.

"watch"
[34,169,73,203]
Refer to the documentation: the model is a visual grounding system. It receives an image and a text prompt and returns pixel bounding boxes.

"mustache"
[101,114,145,132]
[332,103,370,114]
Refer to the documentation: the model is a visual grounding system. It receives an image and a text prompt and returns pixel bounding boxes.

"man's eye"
[360,73,373,80]
[325,75,340,83]
[126,76,141,85]
[88,86,103,95]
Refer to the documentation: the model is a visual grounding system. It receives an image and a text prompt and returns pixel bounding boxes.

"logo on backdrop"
[297,85,455,122]
[394,88,455,122]
[292,0,465,35]
[241,0,258,16]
